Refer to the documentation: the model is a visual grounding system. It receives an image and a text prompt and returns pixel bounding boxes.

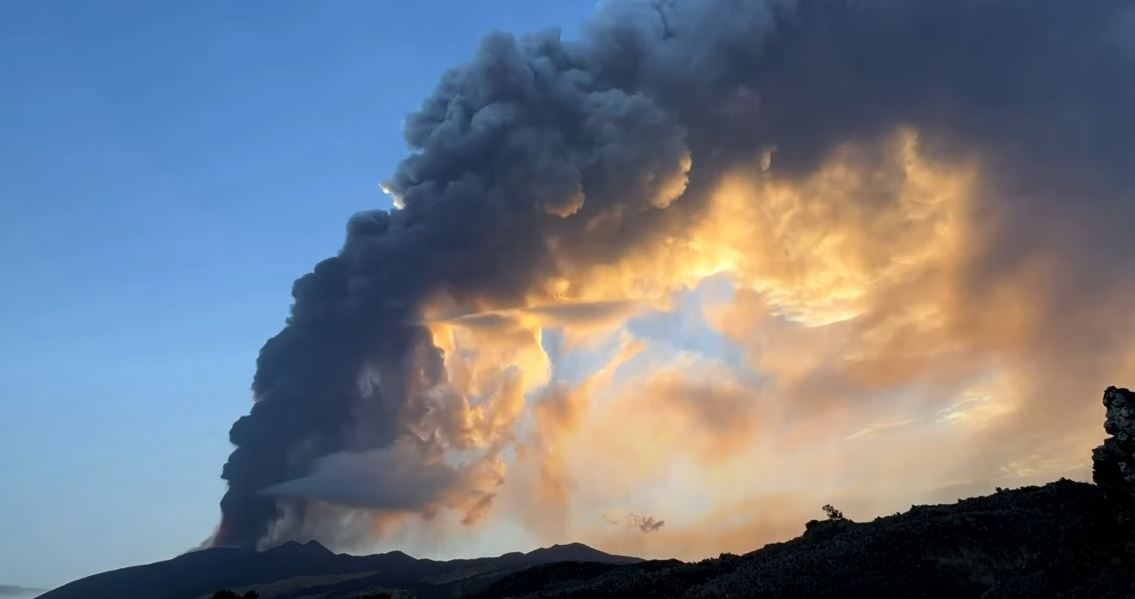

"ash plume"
[214,0,1135,549]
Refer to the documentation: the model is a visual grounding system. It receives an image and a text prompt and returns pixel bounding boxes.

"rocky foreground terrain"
[41,388,1135,598]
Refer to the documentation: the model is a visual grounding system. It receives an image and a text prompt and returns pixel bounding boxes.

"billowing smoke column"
[214,0,1135,548]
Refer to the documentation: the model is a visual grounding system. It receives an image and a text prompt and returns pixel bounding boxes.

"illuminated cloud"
[213,0,1135,559]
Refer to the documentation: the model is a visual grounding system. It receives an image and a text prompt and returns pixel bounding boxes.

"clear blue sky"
[0,1,594,589]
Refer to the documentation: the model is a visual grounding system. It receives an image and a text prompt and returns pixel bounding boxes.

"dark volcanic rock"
[1094,386,1135,522]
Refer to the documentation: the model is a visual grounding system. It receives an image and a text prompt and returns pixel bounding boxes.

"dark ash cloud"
[213,0,1135,549]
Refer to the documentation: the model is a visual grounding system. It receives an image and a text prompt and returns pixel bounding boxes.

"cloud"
[263,442,465,511]
[844,417,918,441]
[630,514,666,533]
[0,586,43,599]
[213,0,1135,556]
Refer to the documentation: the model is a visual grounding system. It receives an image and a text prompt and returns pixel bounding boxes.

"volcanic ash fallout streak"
[212,0,1135,559]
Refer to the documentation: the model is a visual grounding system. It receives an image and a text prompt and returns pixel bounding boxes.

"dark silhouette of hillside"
[37,542,640,599]
[211,591,259,599]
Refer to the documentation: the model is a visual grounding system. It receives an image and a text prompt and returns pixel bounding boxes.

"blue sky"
[0,1,595,589]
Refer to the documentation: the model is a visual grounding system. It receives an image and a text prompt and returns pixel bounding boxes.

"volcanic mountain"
[38,542,640,599]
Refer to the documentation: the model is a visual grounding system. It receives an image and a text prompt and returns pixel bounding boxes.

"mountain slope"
[37,542,640,599]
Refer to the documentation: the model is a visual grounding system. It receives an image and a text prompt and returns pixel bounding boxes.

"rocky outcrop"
[1093,386,1135,522]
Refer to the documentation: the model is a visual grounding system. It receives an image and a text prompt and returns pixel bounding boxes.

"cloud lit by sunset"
[339,127,1130,561]
[195,0,1135,567]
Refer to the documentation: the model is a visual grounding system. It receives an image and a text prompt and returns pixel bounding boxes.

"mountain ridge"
[37,541,641,599]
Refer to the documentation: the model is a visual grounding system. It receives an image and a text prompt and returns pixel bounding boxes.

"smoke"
[0,587,44,599]
[214,0,1135,551]
[631,514,666,533]
[263,442,469,511]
